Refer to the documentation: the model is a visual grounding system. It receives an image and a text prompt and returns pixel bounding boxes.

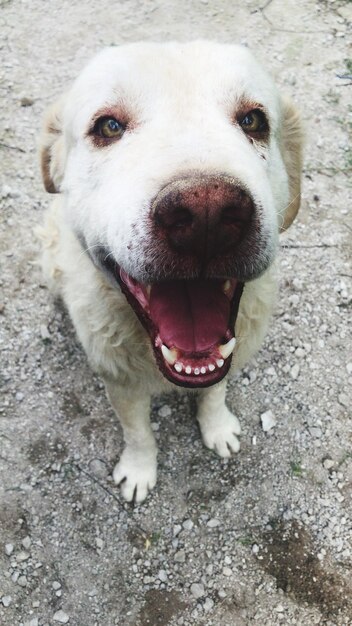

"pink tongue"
[149,280,231,353]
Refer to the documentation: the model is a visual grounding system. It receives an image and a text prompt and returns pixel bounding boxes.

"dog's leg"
[197,379,241,457]
[105,380,157,503]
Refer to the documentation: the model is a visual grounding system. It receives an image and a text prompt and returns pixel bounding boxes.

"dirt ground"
[0,0,351,625]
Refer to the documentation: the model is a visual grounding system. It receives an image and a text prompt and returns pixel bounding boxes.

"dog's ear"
[279,96,304,232]
[40,96,67,193]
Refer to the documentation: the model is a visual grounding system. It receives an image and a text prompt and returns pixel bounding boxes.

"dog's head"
[40,41,303,388]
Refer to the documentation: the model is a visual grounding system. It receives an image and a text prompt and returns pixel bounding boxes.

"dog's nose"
[153,176,255,261]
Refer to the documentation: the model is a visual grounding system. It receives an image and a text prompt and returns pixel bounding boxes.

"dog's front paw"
[198,406,241,458]
[113,446,157,503]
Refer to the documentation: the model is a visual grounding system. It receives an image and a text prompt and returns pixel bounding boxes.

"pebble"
[203,597,214,612]
[53,610,70,624]
[89,458,109,478]
[260,410,277,432]
[96,537,104,550]
[17,550,30,562]
[52,581,62,590]
[22,536,31,550]
[158,405,172,418]
[5,543,14,556]
[17,575,28,587]
[20,96,34,107]
[323,458,335,470]
[207,518,220,528]
[25,619,39,626]
[1,596,12,607]
[182,519,194,531]
[290,364,300,380]
[158,569,168,582]
[174,550,186,563]
[190,583,205,599]
[222,567,232,576]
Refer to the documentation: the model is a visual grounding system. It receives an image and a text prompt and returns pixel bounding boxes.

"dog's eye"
[93,116,125,140]
[239,109,269,135]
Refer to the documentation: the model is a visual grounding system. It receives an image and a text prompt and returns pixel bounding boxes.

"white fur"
[38,41,301,502]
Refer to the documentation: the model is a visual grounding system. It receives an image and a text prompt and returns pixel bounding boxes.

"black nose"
[153,175,255,262]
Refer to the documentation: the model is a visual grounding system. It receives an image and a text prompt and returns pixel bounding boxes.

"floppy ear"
[279,96,304,232]
[40,96,67,193]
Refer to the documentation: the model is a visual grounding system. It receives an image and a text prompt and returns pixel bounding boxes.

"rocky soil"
[0,0,351,624]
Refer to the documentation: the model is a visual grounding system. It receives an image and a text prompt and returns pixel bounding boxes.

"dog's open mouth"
[116,267,243,388]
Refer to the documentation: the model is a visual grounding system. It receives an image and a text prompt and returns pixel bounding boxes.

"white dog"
[38,41,303,502]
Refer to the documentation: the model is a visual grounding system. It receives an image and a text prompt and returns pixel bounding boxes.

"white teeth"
[194,368,200,375]
[174,362,183,373]
[185,366,192,374]
[216,359,224,368]
[200,367,206,374]
[223,279,231,294]
[208,363,215,372]
[161,344,177,366]
[219,337,236,360]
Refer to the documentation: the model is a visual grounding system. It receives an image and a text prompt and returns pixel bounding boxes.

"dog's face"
[41,41,303,389]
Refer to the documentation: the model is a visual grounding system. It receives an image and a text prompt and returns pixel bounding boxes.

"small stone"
[96,537,104,550]
[52,581,61,590]
[338,393,349,407]
[182,519,194,531]
[252,544,260,555]
[207,518,220,528]
[89,458,108,478]
[174,550,186,563]
[25,619,39,626]
[323,458,335,470]
[16,391,24,402]
[5,543,14,556]
[290,364,300,380]
[20,96,34,107]
[309,427,322,439]
[40,324,51,340]
[203,597,214,612]
[190,583,205,599]
[17,575,28,587]
[158,569,168,582]
[53,610,70,624]
[1,596,12,607]
[158,405,172,418]
[22,536,31,550]
[173,524,182,536]
[17,550,30,562]
[260,410,277,432]
[222,567,232,577]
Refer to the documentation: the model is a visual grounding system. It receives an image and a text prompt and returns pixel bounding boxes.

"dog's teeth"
[174,362,183,373]
[161,344,177,365]
[146,285,151,296]
[194,368,200,375]
[219,337,236,359]
[200,367,206,374]
[185,366,192,375]
[223,279,231,294]
[216,359,224,368]
[208,363,215,372]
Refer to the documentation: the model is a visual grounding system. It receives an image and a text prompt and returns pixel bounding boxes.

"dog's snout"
[153,176,255,261]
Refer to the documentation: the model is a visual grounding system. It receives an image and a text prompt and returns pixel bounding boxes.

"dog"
[38,40,303,502]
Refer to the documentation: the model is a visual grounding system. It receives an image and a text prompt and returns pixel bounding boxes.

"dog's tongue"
[149,279,231,352]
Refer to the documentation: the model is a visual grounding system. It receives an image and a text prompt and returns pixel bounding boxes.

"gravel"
[0,1,351,625]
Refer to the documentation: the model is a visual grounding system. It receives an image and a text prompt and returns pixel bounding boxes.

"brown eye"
[239,109,268,135]
[93,116,125,140]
